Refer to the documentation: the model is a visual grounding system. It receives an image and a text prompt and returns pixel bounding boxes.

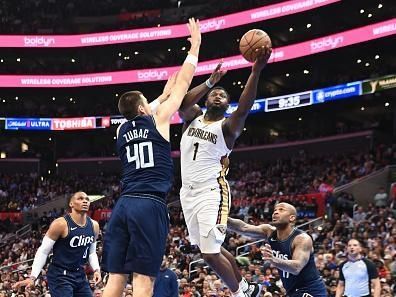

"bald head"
[277,202,297,216]
[272,202,297,227]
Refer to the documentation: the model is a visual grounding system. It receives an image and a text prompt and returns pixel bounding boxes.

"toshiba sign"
[51,117,96,130]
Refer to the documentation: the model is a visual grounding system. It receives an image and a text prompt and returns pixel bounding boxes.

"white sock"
[232,288,245,297]
[239,278,249,291]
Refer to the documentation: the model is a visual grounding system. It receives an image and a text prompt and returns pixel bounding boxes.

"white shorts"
[180,177,231,254]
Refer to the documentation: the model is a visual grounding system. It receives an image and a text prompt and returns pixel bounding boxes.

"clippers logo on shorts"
[70,235,94,248]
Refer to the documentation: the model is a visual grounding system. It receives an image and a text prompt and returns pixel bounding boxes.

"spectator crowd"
[0,143,395,295]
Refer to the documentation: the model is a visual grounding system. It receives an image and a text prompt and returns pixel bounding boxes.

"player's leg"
[200,228,240,293]
[101,197,130,297]
[47,283,73,297]
[132,272,156,297]
[221,247,242,282]
[221,246,249,290]
[102,273,127,297]
[46,266,74,297]
[74,271,103,297]
[220,247,261,296]
[124,197,169,295]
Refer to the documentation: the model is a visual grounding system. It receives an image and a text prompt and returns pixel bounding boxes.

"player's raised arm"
[150,71,178,113]
[179,61,227,122]
[12,218,66,289]
[222,47,271,148]
[262,233,312,275]
[155,18,201,124]
[227,217,274,239]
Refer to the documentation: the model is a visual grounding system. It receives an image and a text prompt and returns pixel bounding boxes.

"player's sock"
[232,288,246,297]
[239,277,249,292]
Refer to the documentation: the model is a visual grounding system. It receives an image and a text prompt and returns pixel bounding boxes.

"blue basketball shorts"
[102,194,169,277]
[47,264,91,297]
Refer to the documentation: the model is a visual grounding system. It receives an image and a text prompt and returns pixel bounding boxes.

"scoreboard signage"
[5,118,51,130]
[265,91,312,112]
[313,82,361,103]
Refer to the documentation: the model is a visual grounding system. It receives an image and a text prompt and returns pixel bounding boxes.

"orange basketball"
[239,29,272,62]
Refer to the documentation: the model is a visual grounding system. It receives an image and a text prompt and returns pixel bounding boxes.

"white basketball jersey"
[180,115,231,185]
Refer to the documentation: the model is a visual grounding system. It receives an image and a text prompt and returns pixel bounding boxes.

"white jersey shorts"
[180,176,231,254]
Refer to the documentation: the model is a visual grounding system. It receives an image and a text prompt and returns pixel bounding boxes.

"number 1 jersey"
[117,115,173,198]
[180,115,231,186]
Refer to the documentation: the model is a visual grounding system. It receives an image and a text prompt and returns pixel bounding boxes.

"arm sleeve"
[338,262,345,281]
[149,99,160,113]
[88,242,100,271]
[364,259,379,279]
[31,236,56,278]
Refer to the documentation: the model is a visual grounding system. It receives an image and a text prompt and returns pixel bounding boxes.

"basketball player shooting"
[12,192,101,297]
[101,18,201,297]
[228,202,327,297]
[178,44,271,297]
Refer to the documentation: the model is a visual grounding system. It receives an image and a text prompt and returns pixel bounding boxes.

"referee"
[335,239,380,297]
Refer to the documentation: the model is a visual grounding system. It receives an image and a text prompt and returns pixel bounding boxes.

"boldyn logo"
[137,70,168,81]
[310,36,344,52]
[24,36,55,47]
[199,19,226,32]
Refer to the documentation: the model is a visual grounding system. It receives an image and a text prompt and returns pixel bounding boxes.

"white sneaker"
[244,283,262,297]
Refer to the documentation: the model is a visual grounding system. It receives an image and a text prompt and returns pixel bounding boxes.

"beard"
[207,104,228,115]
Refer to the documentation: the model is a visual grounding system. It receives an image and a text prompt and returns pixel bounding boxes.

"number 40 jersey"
[180,114,231,186]
[117,116,173,198]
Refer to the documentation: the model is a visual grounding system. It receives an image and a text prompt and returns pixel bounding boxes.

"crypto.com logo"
[137,70,168,81]
[24,36,55,47]
[310,36,344,52]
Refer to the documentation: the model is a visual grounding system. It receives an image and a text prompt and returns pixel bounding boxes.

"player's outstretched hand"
[12,278,34,290]
[252,46,272,73]
[208,61,227,86]
[261,243,274,262]
[187,18,201,49]
[162,71,178,97]
[93,270,102,285]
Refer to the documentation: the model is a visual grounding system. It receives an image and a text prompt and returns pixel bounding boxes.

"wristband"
[205,79,215,88]
[184,54,198,68]
[149,98,160,112]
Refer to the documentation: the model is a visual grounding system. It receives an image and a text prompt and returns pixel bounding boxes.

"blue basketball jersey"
[51,214,95,270]
[268,228,323,294]
[117,115,173,198]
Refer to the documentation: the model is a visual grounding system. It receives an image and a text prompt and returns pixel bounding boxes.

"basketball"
[239,29,272,62]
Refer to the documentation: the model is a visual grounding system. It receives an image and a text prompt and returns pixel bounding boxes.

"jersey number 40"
[126,141,154,169]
